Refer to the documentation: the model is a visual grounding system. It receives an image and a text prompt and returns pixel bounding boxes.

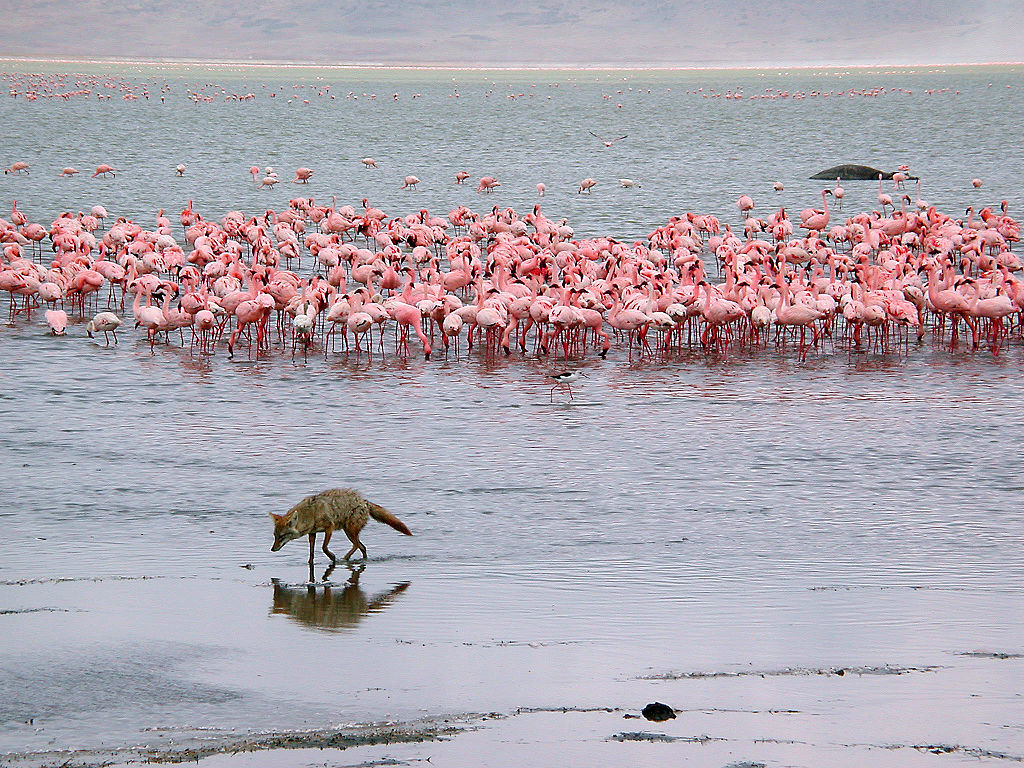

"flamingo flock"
[1,71,961,105]
[0,186,1021,364]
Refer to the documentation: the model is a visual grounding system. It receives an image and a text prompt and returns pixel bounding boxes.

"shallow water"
[2,64,1023,238]
[2,330,1023,766]
[1,63,1024,767]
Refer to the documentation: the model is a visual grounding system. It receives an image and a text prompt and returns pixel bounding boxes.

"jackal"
[269,488,412,564]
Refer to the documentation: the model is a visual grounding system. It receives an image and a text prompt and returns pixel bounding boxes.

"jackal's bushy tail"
[367,502,412,536]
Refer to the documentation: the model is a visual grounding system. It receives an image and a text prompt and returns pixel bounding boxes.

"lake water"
[1,63,1023,768]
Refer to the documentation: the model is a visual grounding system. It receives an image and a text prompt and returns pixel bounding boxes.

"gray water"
[1,64,1023,767]
[2,64,1022,236]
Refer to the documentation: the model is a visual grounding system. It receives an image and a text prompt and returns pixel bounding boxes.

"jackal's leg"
[342,526,368,560]
[321,525,338,562]
[308,532,316,565]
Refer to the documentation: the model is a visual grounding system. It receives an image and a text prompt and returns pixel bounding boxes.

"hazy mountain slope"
[1,0,1020,65]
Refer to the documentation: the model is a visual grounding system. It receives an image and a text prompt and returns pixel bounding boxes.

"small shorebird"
[549,371,584,401]
[589,131,626,147]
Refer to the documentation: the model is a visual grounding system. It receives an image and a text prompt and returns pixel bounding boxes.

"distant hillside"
[2,0,1021,66]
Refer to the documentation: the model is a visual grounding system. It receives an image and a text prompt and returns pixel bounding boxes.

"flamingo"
[588,131,626,147]
[87,311,122,344]
[877,174,893,213]
[477,177,500,193]
[774,273,825,356]
[800,190,831,232]
[45,309,69,336]
[737,194,754,218]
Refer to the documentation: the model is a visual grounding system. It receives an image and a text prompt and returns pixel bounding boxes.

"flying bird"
[589,131,627,147]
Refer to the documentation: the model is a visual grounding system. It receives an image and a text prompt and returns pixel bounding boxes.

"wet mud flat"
[11,690,1023,768]
[2,566,1023,768]
[3,717,462,768]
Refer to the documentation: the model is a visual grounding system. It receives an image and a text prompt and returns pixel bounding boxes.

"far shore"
[0,55,1022,74]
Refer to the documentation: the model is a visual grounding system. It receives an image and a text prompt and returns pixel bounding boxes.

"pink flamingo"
[477,177,500,193]
[966,284,1015,353]
[737,194,754,218]
[87,311,121,345]
[800,190,831,232]
[924,265,975,348]
[774,273,825,357]
[45,309,69,335]
[833,177,845,210]
[588,131,626,147]
[387,300,432,358]
[227,286,274,359]
[11,200,27,226]
[877,174,892,213]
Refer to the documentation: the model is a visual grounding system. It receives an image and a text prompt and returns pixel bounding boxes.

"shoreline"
[0,56,1022,73]
[0,715,467,768]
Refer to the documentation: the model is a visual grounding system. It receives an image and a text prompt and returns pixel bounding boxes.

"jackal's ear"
[269,512,281,522]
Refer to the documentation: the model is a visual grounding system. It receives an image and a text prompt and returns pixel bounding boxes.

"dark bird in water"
[548,371,584,401]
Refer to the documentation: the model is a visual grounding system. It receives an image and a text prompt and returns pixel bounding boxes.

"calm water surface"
[0,64,1022,767]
